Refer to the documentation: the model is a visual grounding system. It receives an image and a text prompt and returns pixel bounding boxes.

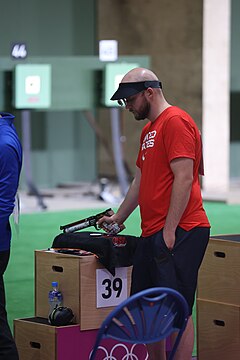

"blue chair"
[90,287,189,360]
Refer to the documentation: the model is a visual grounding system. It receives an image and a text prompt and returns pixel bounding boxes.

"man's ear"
[146,87,154,97]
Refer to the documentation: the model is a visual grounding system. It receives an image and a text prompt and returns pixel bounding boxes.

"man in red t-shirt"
[98,67,210,360]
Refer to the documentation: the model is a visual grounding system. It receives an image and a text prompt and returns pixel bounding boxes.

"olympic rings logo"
[89,343,148,359]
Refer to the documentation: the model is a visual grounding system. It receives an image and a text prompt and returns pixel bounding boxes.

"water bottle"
[48,281,63,319]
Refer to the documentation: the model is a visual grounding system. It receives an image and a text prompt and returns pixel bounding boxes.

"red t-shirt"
[136,106,210,237]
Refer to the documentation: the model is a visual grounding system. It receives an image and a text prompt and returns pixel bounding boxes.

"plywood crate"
[197,235,240,305]
[14,318,82,360]
[197,299,240,360]
[14,317,148,360]
[35,250,132,330]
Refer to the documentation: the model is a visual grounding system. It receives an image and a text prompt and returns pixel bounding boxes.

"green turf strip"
[5,201,240,355]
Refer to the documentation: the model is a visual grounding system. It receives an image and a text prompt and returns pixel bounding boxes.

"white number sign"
[99,40,118,62]
[96,267,128,308]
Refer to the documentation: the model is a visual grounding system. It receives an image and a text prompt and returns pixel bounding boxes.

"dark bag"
[52,231,139,276]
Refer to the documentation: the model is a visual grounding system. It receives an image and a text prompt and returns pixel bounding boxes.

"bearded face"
[126,91,150,121]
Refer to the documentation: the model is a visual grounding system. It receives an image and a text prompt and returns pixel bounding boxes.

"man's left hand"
[163,227,176,251]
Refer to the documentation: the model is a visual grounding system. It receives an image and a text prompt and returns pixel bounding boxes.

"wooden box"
[197,235,240,305]
[14,317,148,360]
[197,299,240,360]
[14,318,82,360]
[35,250,132,330]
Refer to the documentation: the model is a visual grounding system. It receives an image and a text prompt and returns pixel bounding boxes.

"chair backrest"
[90,287,189,360]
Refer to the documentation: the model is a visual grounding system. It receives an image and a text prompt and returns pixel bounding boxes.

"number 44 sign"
[96,267,128,308]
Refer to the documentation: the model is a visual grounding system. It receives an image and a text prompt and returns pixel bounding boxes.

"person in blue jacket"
[0,112,22,360]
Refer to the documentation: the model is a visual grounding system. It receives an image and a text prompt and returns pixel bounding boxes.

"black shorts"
[130,226,210,314]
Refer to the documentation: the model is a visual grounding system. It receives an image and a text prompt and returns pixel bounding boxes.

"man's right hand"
[97,212,125,234]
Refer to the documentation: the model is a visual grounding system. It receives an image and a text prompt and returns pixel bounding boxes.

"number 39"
[101,277,123,299]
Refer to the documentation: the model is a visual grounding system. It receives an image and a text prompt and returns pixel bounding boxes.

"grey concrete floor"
[19,182,123,214]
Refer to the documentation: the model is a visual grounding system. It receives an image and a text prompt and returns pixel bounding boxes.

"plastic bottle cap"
[52,281,58,287]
